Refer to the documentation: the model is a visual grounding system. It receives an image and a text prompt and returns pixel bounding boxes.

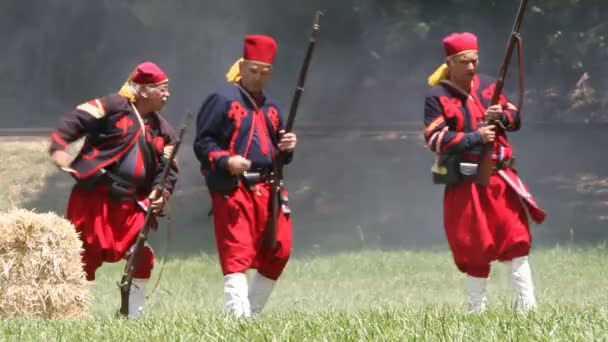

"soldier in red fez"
[49,61,179,318]
[193,34,297,317]
[424,32,546,312]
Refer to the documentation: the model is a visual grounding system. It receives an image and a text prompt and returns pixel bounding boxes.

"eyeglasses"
[149,84,170,93]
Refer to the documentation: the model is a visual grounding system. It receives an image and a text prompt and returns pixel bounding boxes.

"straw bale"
[0,209,90,318]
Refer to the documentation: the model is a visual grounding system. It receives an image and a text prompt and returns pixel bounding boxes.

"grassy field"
[0,248,606,341]
[1,139,608,340]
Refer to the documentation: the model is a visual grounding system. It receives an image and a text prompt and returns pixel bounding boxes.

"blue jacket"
[193,83,292,193]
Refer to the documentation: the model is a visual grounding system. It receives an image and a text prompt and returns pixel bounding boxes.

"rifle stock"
[475,0,528,186]
[263,11,321,248]
[118,111,192,317]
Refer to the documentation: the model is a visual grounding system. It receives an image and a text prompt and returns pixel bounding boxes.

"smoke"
[10,1,608,255]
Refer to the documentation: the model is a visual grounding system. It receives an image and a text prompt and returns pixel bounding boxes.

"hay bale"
[0,209,91,319]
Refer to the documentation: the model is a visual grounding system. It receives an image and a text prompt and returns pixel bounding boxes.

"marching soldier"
[193,35,297,317]
[424,32,546,312]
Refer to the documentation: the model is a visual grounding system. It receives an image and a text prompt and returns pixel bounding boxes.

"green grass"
[1,247,607,341]
[2,305,608,341]
[2,140,608,340]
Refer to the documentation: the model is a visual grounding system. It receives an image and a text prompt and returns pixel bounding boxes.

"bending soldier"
[49,62,178,318]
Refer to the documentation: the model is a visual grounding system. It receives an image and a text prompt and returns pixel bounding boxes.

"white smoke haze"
[4,1,608,254]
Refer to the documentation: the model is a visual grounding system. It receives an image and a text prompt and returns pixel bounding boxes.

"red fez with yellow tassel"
[119,62,168,102]
[243,34,278,65]
[130,62,168,85]
[443,32,478,57]
[226,34,278,83]
[428,32,479,87]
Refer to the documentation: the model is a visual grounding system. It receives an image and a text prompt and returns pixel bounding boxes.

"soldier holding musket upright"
[424,32,546,312]
[193,35,298,317]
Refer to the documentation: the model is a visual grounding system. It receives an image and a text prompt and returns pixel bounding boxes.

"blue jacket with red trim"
[49,93,179,194]
[423,74,520,162]
[193,83,292,193]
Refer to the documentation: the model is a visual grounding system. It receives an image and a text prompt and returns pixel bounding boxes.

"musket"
[263,11,322,248]
[118,111,192,317]
[475,0,527,186]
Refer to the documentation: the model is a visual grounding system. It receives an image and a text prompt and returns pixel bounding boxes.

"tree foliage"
[1,0,607,126]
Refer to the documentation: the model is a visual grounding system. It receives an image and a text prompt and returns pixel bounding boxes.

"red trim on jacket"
[74,130,142,179]
[51,132,69,148]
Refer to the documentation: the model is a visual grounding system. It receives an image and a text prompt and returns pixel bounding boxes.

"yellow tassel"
[118,68,137,102]
[427,63,449,87]
[226,58,244,83]
[118,82,136,102]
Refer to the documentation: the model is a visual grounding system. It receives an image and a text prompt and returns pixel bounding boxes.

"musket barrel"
[118,111,192,317]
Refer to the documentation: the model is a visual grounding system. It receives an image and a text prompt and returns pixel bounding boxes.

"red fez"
[130,62,168,85]
[443,32,478,57]
[243,34,278,65]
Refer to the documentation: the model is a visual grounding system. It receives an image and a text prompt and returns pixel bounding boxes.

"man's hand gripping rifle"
[263,11,322,249]
[476,0,527,186]
[117,111,192,317]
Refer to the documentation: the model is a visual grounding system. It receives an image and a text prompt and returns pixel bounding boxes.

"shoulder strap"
[236,84,260,111]
[130,103,157,184]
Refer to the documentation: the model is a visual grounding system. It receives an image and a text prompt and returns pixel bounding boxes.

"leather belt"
[492,158,515,171]
[241,167,273,186]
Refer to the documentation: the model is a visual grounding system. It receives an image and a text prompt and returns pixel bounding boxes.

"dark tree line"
[1,0,607,127]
